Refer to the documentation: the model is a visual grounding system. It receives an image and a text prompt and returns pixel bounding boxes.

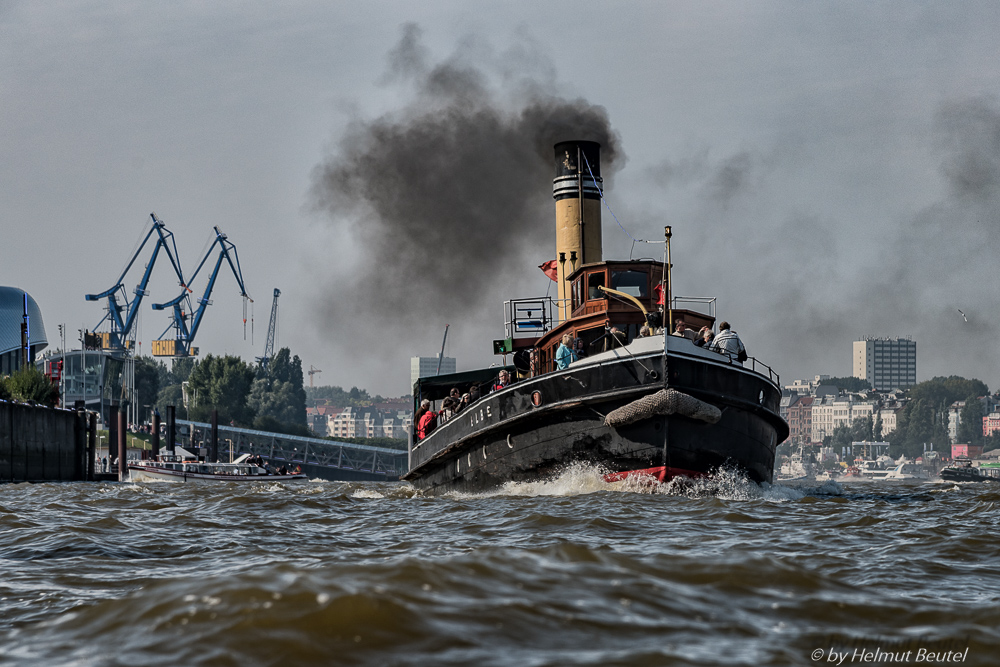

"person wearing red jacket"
[416,400,438,440]
[492,370,511,393]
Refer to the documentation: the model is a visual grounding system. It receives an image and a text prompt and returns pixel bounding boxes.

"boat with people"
[128,447,308,483]
[938,460,1000,483]
[402,140,788,494]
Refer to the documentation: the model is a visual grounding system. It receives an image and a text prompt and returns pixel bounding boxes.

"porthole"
[531,391,542,407]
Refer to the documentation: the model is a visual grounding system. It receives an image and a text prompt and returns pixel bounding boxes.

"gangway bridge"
[175,420,406,481]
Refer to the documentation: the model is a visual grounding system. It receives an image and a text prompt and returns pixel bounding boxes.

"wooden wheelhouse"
[529,259,714,375]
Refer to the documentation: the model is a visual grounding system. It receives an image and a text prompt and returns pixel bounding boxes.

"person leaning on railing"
[492,370,511,392]
[708,321,747,364]
[694,326,714,348]
[415,399,437,440]
[439,397,459,424]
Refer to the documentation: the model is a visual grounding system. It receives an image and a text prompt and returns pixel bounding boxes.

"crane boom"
[256,288,280,370]
[436,324,449,375]
[85,213,186,350]
[151,226,251,357]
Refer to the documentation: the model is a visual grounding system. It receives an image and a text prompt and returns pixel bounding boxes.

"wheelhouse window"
[587,271,606,300]
[610,270,648,298]
[572,278,583,311]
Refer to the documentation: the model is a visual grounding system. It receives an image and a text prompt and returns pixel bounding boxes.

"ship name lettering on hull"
[470,405,493,428]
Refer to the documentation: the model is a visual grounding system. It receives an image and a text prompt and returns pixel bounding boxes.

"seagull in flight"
[958,309,968,323]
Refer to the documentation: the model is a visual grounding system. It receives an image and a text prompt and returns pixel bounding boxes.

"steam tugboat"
[403,140,788,494]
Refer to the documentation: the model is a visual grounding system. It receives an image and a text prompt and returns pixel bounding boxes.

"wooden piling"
[211,409,219,463]
[152,411,161,460]
[117,408,127,482]
[166,406,175,455]
[87,412,96,481]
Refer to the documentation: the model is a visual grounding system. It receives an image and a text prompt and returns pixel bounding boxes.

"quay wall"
[0,401,89,483]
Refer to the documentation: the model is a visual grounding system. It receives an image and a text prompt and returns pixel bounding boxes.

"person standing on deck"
[492,370,511,392]
[555,334,577,370]
[671,319,698,341]
[415,399,436,440]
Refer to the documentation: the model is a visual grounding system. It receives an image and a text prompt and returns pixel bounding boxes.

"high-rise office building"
[410,355,457,389]
[852,337,916,391]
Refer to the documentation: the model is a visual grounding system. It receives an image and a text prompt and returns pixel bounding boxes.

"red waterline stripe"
[603,466,707,484]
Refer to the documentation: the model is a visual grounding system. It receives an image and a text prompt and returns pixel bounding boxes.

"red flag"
[653,284,665,305]
[538,260,558,282]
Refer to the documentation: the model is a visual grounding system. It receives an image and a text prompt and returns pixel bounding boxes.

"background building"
[878,404,904,438]
[784,376,830,396]
[36,348,125,425]
[410,355,456,388]
[852,337,916,391]
[786,395,814,444]
[0,287,48,375]
[952,444,984,460]
[810,395,876,442]
[320,406,412,440]
[984,412,1000,438]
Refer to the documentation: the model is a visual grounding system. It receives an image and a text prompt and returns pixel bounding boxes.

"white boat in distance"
[128,448,307,483]
[855,459,928,482]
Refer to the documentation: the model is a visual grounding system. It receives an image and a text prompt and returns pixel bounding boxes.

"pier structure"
[0,401,93,483]
[174,419,406,481]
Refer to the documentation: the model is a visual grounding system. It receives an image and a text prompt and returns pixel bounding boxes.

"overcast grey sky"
[3,1,1000,397]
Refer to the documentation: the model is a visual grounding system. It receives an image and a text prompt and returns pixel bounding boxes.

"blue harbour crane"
[85,213,186,351]
[150,226,251,358]
[256,288,280,371]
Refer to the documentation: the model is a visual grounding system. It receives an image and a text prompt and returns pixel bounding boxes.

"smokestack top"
[553,141,602,201]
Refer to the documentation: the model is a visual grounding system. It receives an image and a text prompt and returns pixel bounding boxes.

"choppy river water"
[1,468,998,666]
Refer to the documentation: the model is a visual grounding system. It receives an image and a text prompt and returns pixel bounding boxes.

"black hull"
[404,342,788,494]
[940,468,1000,483]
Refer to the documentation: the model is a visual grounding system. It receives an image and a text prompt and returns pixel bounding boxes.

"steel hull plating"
[404,339,788,494]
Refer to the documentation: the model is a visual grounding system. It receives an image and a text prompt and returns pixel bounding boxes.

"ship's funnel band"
[552,175,603,201]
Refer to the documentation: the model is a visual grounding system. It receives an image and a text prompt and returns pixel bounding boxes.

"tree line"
[304,385,389,407]
[135,348,309,437]
[0,366,60,406]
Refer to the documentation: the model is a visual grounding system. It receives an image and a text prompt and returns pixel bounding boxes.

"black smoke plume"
[311,25,621,387]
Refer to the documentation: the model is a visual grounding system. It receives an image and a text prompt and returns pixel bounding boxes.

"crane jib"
[150,226,251,358]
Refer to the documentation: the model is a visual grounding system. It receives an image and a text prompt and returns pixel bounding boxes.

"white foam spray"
[441,462,833,502]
